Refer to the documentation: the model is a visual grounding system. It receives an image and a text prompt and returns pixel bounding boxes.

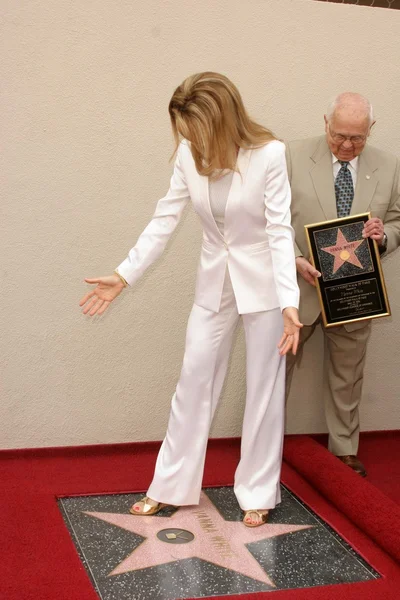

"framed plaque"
[305,213,390,327]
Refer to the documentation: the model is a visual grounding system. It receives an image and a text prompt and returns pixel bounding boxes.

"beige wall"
[2,0,400,449]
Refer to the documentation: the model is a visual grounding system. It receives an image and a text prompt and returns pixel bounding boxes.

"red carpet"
[1,435,400,600]
[311,430,400,505]
[358,431,400,505]
[284,435,400,562]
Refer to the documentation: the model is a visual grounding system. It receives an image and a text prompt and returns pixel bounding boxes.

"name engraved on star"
[193,509,236,559]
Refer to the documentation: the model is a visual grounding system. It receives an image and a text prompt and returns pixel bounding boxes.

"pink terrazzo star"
[85,491,312,585]
[321,228,365,274]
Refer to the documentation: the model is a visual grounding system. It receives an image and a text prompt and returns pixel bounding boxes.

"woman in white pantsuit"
[80,72,302,527]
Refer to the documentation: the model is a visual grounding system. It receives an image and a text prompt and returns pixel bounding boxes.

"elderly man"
[286,92,400,476]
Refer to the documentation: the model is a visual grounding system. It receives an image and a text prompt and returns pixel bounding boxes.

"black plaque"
[305,213,390,327]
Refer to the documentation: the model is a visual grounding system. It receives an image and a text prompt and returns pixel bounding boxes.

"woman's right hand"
[278,307,303,356]
[79,275,126,316]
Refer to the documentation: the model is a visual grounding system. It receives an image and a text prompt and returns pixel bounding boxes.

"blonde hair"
[169,72,276,177]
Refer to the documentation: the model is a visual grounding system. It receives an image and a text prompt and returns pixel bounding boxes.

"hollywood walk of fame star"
[321,228,365,274]
[84,491,312,586]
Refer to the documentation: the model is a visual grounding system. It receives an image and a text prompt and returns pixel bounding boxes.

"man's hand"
[363,217,385,245]
[295,257,321,287]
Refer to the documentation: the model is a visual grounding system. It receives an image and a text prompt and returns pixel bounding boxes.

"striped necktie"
[335,161,354,218]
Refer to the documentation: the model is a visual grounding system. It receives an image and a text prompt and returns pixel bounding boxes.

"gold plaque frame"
[305,212,390,328]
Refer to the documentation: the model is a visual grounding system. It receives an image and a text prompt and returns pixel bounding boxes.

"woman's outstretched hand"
[79,275,126,316]
[278,307,303,356]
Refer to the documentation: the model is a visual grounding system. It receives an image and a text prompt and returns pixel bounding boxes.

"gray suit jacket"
[286,135,400,327]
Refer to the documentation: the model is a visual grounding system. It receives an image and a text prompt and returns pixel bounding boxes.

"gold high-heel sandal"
[243,509,269,527]
[129,496,170,516]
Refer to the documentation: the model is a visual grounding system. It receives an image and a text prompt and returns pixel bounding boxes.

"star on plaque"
[321,228,365,274]
[84,491,311,585]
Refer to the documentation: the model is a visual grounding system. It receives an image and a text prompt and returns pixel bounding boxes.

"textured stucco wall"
[2,0,399,449]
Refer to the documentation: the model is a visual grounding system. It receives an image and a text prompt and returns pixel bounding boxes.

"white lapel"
[198,172,224,240]
[225,148,252,231]
[198,147,252,241]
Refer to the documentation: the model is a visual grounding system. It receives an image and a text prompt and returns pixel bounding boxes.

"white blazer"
[117,139,299,314]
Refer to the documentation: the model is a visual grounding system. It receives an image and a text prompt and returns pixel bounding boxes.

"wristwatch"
[379,232,388,254]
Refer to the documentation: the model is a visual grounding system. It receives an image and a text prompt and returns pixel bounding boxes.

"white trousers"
[147,275,286,511]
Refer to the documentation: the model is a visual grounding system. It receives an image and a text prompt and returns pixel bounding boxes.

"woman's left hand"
[278,307,303,356]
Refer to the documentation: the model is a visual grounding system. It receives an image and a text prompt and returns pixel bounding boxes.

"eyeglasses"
[328,125,367,146]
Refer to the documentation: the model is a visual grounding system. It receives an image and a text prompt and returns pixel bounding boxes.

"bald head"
[324,92,375,161]
[327,92,374,126]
